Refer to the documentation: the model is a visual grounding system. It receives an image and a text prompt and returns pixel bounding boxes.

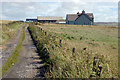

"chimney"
[82,10,85,14]
[77,12,80,14]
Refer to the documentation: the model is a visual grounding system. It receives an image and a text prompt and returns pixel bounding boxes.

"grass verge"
[1,21,23,46]
[28,23,118,78]
[0,24,25,77]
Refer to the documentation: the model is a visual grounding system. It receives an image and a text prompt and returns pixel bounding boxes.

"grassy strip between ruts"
[0,24,25,77]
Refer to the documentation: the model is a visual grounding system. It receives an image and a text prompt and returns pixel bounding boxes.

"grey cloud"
[1,2,118,22]
[2,2,58,20]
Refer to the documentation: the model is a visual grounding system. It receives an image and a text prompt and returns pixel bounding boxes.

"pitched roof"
[37,16,63,20]
[66,14,79,21]
[85,13,94,21]
[67,13,94,21]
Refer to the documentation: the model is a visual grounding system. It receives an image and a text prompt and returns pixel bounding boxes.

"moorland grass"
[0,21,23,45]
[28,23,118,78]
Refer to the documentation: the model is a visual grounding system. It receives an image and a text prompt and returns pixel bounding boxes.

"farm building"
[66,10,94,25]
[37,16,63,23]
[56,19,66,24]
[26,18,37,22]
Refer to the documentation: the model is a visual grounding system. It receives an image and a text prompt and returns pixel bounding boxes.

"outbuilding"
[37,16,63,23]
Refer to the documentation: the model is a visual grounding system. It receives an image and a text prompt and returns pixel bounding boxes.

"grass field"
[28,23,118,78]
[0,20,14,24]
[0,21,23,46]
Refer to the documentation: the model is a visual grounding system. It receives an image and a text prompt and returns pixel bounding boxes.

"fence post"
[83,48,86,50]
[72,48,75,56]
[60,40,62,47]
[45,32,47,35]
[98,65,102,76]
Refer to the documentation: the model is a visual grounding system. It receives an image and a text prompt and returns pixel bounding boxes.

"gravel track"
[1,25,23,67]
[2,26,45,79]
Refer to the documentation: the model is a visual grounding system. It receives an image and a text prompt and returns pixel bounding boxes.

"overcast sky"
[1,0,119,22]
